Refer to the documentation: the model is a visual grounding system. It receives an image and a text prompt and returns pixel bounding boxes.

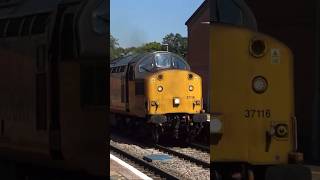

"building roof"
[185,0,208,26]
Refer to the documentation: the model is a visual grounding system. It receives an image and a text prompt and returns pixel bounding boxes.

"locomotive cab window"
[31,13,49,34]
[21,16,33,36]
[155,53,171,69]
[0,19,8,37]
[172,55,189,70]
[7,18,22,37]
[92,0,107,35]
[139,55,154,72]
[139,53,190,72]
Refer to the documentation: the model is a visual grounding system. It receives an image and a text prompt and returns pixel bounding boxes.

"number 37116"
[244,109,271,118]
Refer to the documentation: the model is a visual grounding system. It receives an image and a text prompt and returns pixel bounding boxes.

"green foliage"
[140,41,163,52]
[120,42,162,55]
[110,33,188,61]
[110,35,124,61]
[162,33,187,58]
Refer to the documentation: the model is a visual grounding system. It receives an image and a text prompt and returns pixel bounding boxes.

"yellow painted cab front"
[209,24,295,165]
[145,69,203,115]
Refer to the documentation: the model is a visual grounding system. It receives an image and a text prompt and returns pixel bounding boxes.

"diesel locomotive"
[208,0,310,179]
[0,0,107,177]
[110,51,209,143]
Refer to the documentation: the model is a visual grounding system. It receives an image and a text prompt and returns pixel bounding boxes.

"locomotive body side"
[110,65,127,112]
[0,0,107,177]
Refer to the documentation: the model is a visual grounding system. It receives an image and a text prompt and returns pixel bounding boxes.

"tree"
[140,41,162,52]
[162,33,187,58]
[110,35,123,60]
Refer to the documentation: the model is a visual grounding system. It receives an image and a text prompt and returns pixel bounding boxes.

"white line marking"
[110,153,153,180]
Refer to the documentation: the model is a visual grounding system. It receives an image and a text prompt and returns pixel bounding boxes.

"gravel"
[110,140,210,180]
[169,147,210,164]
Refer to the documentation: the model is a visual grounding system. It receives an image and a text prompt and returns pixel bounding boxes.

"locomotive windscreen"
[138,52,190,73]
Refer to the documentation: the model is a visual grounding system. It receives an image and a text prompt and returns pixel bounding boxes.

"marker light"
[157,86,163,92]
[252,76,268,94]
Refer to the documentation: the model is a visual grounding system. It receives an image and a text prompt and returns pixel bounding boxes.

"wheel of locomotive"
[151,124,160,144]
[202,122,210,144]
[183,132,194,144]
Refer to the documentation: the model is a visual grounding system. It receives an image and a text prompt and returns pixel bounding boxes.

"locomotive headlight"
[173,98,180,105]
[252,76,268,94]
[157,86,163,92]
[189,85,194,91]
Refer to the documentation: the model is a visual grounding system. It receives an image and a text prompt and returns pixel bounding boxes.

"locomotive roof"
[110,51,187,68]
[0,0,81,18]
[110,53,146,67]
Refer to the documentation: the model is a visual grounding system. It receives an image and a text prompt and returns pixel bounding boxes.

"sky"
[110,0,204,48]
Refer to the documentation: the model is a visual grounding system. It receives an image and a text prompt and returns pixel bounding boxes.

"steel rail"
[189,142,210,152]
[110,144,179,180]
[154,144,210,169]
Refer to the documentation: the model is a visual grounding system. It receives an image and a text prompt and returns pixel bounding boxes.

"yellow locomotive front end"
[145,69,202,115]
[209,24,307,179]
[145,69,208,142]
[210,24,295,163]
[206,0,311,179]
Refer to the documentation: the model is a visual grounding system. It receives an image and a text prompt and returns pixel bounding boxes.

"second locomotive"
[110,51,209,143]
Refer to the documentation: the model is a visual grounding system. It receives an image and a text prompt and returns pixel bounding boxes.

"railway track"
[154,144,210,168]
[110,133,210,179]
[110,144,179,180]
[189,142,210,152]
